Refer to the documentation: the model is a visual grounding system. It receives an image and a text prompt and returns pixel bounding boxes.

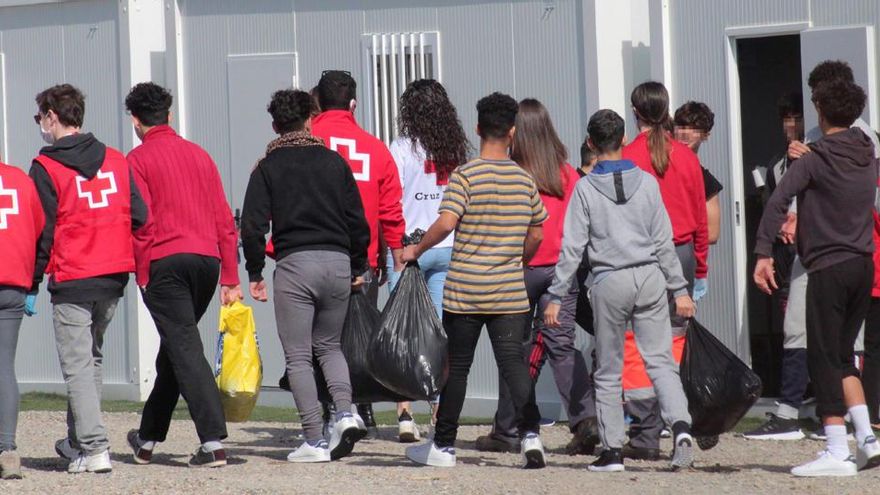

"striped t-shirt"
[439,158,548,314]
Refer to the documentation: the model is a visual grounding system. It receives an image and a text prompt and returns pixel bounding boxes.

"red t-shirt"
[623,132,709,279]
[529,164,581,266]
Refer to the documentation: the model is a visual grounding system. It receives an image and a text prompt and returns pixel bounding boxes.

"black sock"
[672,421,691,439]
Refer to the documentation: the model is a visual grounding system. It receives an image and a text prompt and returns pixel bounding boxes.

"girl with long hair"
[475,98,598,456]
[386,79,469,443]
[620,81,708,457]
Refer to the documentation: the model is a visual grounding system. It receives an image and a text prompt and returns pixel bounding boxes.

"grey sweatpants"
[592,264,691,449]
[274,251,354,442]
[53,299,118,455]
[0,288,25,452]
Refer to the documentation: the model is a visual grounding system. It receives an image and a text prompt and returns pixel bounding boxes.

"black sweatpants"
[806,256,873,418]
[139,254,228,443]
[864,297,880,424]
[434,312,540,448]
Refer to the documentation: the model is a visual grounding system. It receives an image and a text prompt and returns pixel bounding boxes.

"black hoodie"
[755,127,878,272]
[29,133,148,303]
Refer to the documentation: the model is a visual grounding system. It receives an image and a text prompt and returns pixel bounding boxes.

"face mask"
[40,125,54,144]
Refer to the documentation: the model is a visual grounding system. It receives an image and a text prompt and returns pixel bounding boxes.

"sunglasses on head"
[322,70,351,77]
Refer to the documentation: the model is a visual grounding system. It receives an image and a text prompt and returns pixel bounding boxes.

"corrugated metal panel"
[811,0,880,110]
[511,0,583,166]
[363,5,438,33]
[669,0,810,361]
[0,0,131,385]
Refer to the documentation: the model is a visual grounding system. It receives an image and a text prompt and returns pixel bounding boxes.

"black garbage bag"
[313,289,411,404]
[369,261,448,401]
[680,319,762,436]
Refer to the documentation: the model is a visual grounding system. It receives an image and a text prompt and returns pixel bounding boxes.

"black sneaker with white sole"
[742,413,804,440]
[588,449,624,472]
[188,447,227,468]
[127,430,153,465]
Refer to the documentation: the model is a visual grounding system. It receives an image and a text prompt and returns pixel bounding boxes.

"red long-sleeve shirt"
[623,132,709,279]
[128,125,239,286]
[312,110,405,268]
[529,164,580,266]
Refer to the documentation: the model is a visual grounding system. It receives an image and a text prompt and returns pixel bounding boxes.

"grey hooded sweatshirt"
[548,159,689,303]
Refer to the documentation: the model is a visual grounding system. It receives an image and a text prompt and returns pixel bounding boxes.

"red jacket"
[529,164,580,266]
[128,125,239,286]
[36,151,135,283]
[873,178,880,297]
[0,163,45,289]
[312,110,405,268]
[623,132,709,279]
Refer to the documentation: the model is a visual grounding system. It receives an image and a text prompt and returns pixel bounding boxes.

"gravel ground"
[4,410,879,494]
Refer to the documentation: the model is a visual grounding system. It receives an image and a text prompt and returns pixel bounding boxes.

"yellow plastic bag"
[215,301,262,422]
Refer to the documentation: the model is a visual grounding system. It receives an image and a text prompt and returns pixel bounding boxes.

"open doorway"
[736,34,802,397]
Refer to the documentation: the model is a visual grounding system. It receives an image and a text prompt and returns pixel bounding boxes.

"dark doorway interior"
[736,34,802,397]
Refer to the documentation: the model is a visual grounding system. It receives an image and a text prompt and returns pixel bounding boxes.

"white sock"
[848,404,874,443]
[825,424,850,461]
[137,435,155,450]
[776,403,799,420]
[202,440,223,453]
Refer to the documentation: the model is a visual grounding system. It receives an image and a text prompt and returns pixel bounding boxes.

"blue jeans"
[386,247,451,319]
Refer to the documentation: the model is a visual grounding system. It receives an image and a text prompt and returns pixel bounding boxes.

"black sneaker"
[127,430,153,465]
[475,434,519,453]
[588,448,624,472]
[621,443,660,461]
[356,404,380,439]
[188,447,227,468]
[697,435,719,451]
[742,413,804,440]
[565,417,599,456]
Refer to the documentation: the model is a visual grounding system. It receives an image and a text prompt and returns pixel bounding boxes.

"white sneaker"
[856,436,880,471]
[329,415,360,461]
[405,441,456,467]
[68,450,112,474]
[791,451,857,477]
[287,441,330,463]
[521,433,546,469]
[671,433,695,470]
[398,412,421,443]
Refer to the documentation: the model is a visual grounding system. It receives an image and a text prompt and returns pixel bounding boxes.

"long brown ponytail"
[631,82,672,176]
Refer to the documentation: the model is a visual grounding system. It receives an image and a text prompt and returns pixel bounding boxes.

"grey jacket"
[548,159,689,302]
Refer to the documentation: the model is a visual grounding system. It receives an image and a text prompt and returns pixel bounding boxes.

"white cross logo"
[0,176,20,230]
[330,137,371,182]
[76,170,118,209]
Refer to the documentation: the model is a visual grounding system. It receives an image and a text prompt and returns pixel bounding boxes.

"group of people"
[0,57,878,481]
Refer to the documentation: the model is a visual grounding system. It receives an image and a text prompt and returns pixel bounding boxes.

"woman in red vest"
[0,160,45,480]
[620,82,708,459]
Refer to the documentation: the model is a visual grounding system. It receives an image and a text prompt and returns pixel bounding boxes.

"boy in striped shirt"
[402,92,548,469]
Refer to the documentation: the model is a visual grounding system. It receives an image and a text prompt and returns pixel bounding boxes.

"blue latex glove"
[693,278,708,302]
[24,294,37,317]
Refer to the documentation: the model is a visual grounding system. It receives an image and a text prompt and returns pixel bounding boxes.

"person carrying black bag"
[241,89,370,463]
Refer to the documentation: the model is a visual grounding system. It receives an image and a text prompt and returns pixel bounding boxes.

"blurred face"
[674,126,709,152]
[782,115,804,142]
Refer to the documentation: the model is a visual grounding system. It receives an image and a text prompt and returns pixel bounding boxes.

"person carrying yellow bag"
[216,301,262,422]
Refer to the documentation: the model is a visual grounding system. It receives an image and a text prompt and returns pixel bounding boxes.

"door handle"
[735,201,741,226]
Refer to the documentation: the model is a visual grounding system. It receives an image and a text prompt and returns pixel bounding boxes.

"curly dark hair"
[398,80,470,183]
[808,60,854,90]
[476,92,518,140]
[268,89,317,134]
[36,84,85,128]
[673,101,715,133]
[812,79,866,128]
[125,82,173,126]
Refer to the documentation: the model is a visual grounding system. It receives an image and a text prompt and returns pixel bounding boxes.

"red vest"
[35,148,135,282]
[0,163,45,289]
